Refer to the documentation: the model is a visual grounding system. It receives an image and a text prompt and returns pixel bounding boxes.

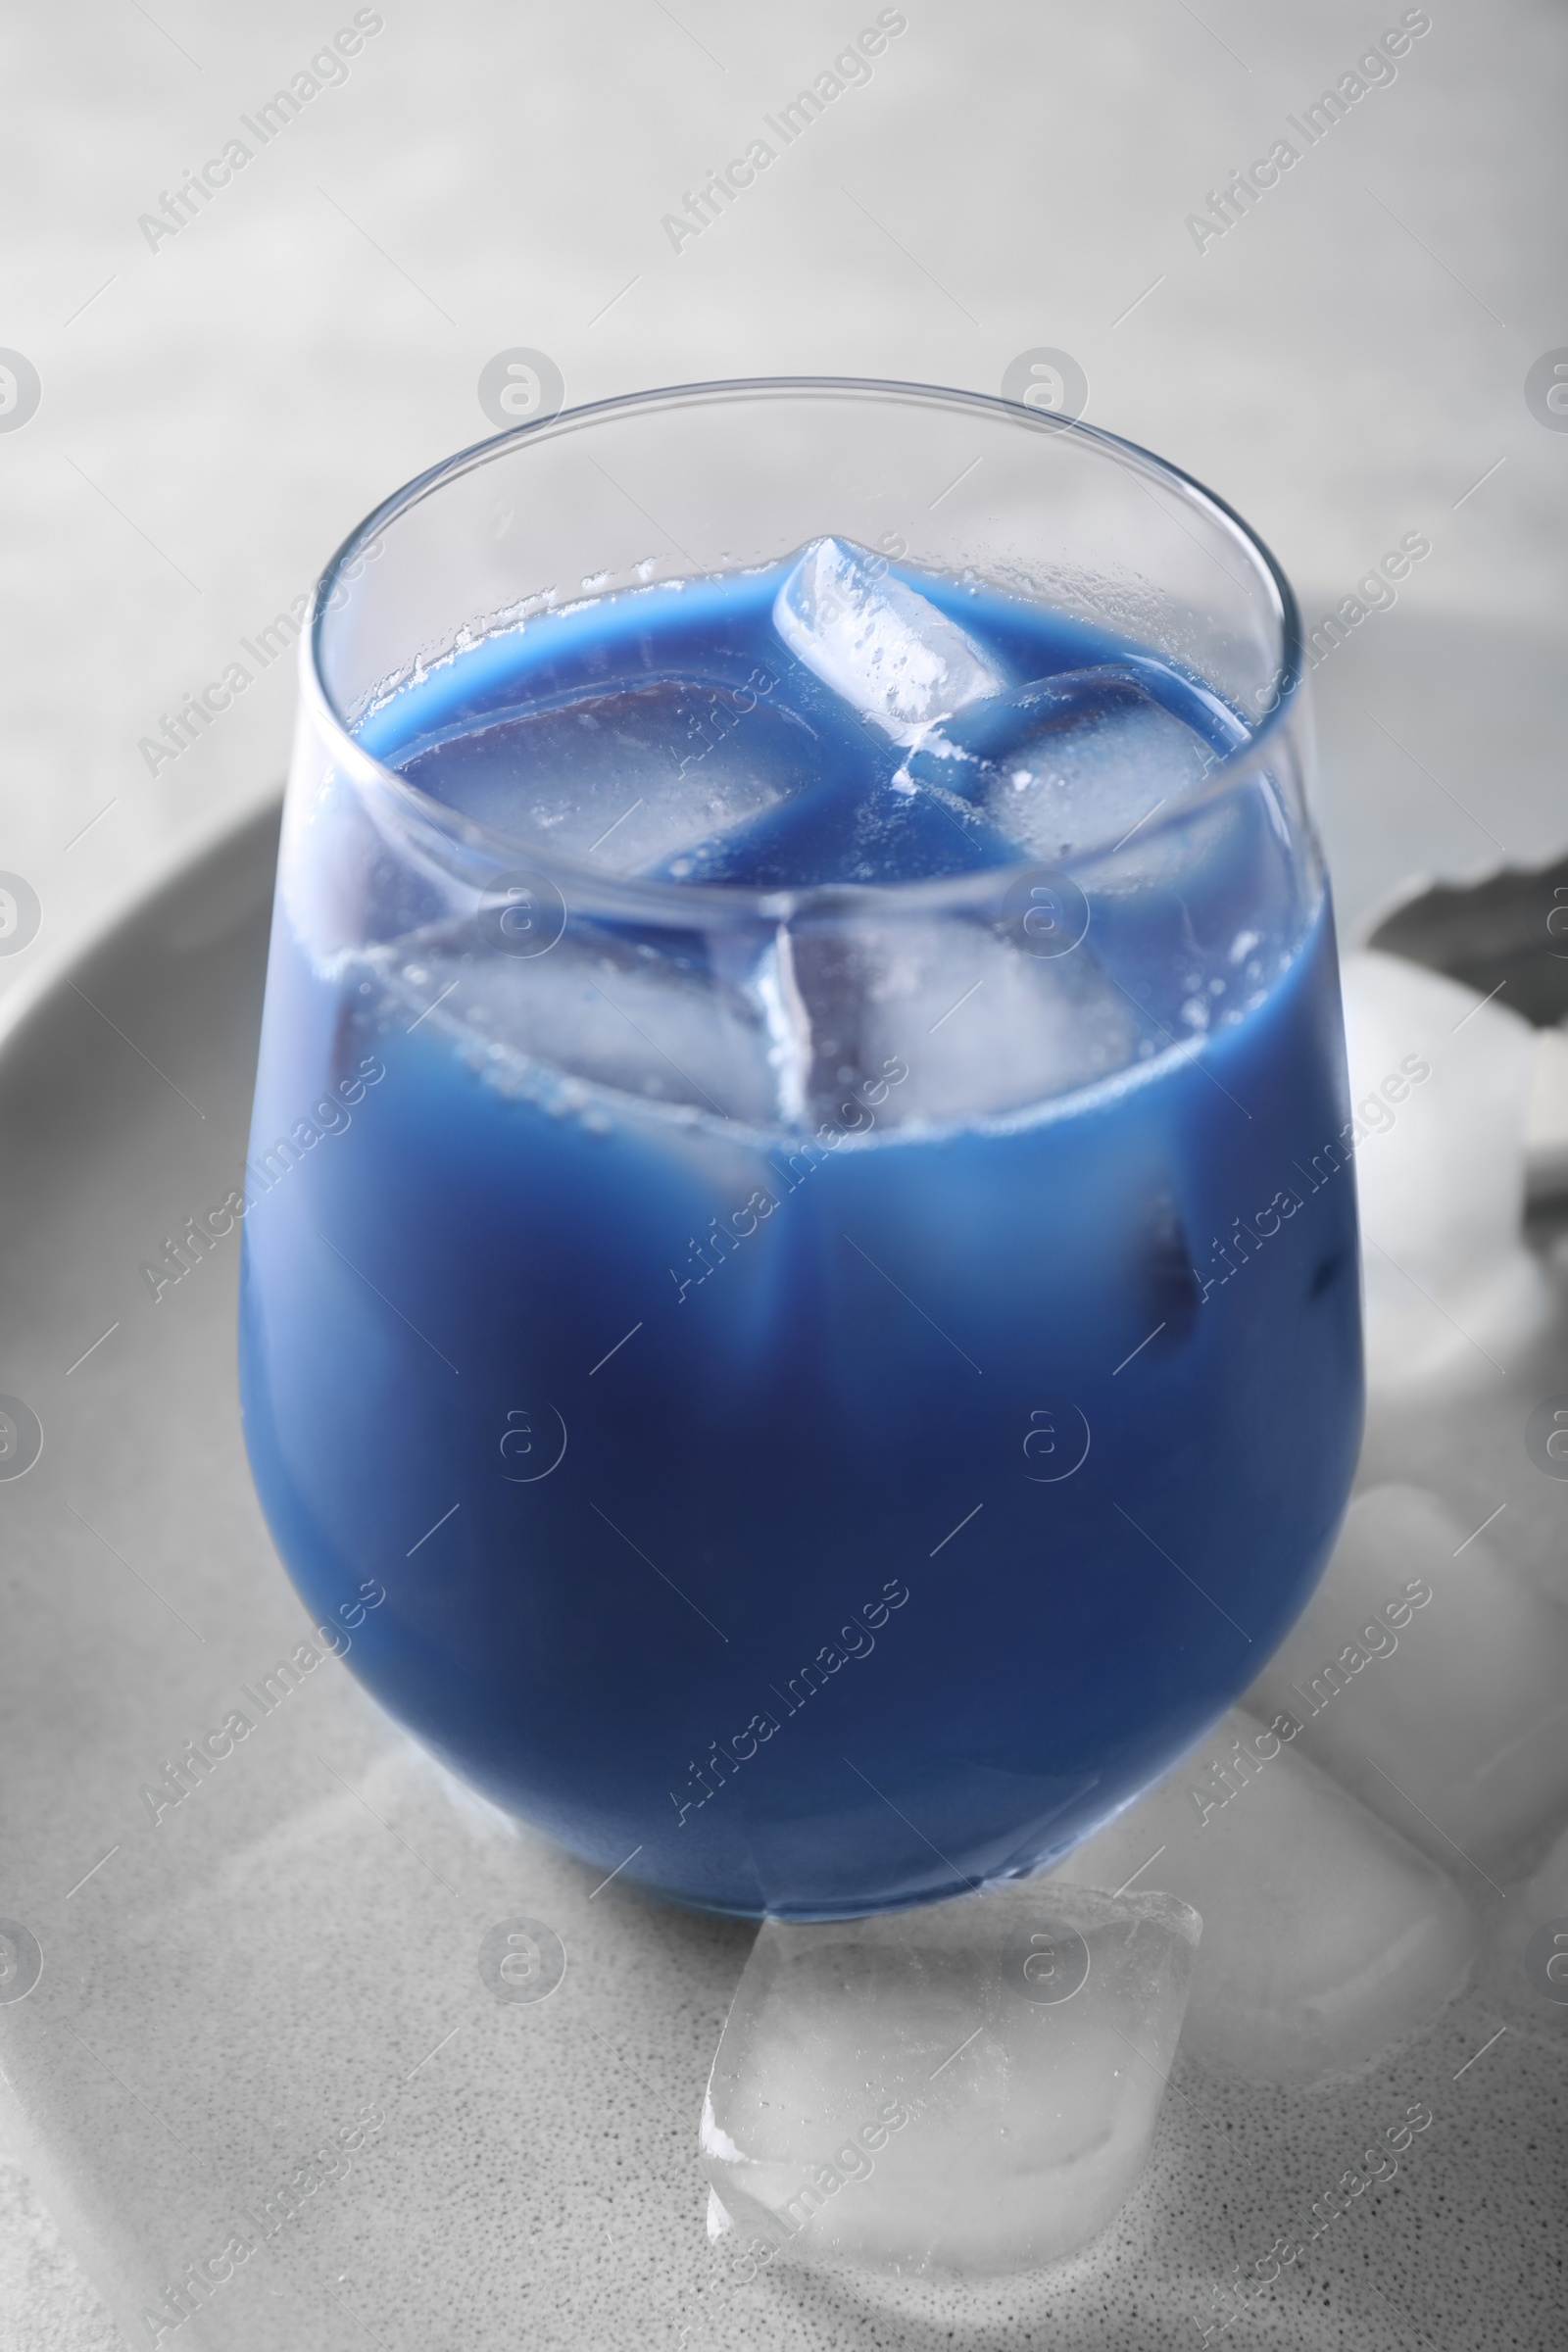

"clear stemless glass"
[237,378,1362,1920]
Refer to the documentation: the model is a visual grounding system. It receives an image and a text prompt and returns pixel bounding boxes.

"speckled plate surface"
[0,785,1565,2352]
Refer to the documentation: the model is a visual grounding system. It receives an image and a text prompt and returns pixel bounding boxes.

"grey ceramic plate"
[1,743,1566,2351]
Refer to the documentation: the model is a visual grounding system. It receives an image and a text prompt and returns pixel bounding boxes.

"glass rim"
[302,373,1307,925]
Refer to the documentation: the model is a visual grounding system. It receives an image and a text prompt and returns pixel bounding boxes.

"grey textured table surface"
[0,1,1563,2343]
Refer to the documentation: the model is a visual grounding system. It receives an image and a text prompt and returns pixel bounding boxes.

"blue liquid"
[239,557,1361,1917]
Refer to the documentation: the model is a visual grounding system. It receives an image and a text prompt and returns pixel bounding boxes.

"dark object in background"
[1369,853,1568,1027]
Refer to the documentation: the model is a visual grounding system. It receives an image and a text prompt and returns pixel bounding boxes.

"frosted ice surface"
[1053,1705,1475,2086]
[1341,951,1550,1390]
[701,1881,1199,2278]
[772,538,1005,744]
[916,666,1220,865]
[392,673,828,879]
[786,911,1146,1129]
[366,921,787,1126]
[367,881,1148,1132]
[1248,1485,1568,1880]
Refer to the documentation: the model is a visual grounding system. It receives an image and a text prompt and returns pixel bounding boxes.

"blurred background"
[0,0,1562,2338]
[2,0,1565,1005]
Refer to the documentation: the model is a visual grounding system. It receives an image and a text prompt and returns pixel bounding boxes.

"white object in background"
[1525,1025,1568,1200]
[1481,1816,1568,2036]
[1052,1706,1475,2087]
[772,537,1005,743]
[1248,1485,1568,1880]
[1339,949,1550,1389]
[700,1882,1199,2278]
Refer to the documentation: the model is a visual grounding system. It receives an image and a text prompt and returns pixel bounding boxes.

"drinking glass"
[238,378,1362,1918]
